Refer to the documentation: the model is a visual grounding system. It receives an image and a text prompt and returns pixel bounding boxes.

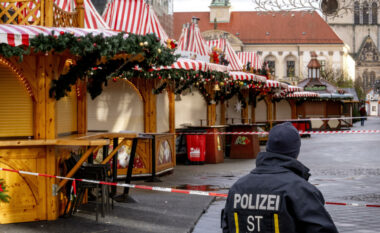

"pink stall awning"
[207,39,243,71]
[0,24,119,46]
[103,0,168,40]
[237,52,263,70]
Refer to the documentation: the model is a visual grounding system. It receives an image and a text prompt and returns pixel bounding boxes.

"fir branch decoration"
[0,179,11,203]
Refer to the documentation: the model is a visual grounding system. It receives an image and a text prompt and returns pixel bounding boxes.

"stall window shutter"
[56,87,77,136]
[0,65,33,138]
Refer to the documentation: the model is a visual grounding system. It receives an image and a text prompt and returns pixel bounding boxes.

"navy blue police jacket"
[221,152,338,233]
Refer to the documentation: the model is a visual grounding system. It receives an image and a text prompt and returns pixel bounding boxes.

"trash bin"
[186,126,225,164]
[176,128,206,164]
[186,134,206,164]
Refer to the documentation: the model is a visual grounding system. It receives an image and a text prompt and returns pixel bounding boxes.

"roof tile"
[173,11,343,45]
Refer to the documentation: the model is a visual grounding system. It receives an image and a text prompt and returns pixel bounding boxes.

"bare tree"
[252,0,354,17]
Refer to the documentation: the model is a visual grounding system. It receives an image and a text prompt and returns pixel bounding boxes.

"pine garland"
[0,179,10,203]
[0,31,178,100]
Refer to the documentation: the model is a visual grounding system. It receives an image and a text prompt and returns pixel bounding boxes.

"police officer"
[221,122,338,233]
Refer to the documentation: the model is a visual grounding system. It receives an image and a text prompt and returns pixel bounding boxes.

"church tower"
[209,0,231,23]
[325,0,380,95]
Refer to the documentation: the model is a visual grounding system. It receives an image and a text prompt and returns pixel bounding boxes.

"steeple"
[210,0,231,7]
[209,0,231,23]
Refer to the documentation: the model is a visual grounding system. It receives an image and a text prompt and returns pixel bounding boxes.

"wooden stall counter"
[0,135,111,224]
[227,124,261,159]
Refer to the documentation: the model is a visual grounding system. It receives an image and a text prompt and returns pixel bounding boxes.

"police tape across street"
[0,167,379,208]
[176,129,380,136]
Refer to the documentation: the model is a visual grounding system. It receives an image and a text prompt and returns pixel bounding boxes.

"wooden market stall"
[0,0,178,224]
[86,0,177,177]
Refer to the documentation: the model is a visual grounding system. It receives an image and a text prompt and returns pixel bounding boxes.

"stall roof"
[229,71,266,83]
[207,39,243,71]
[103,0,168,40]
[0,24,119,46]
[176,21,211,62]
[55,0,109,29]
[237,52,262,70]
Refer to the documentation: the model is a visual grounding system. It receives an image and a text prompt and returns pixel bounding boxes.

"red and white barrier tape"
[1,167,380,208]
[177,130,380,136]
[226,116,379,123]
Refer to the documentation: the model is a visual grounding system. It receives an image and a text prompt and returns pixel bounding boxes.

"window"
[363,71,368,87]
[286,60,295,77]
[354,1,360,24]
[372,106,377,112]
[372,2,378,25]
[267,60,275,76]
[319,60,326,74]
[370,71,376,86]
[363,2,369,25]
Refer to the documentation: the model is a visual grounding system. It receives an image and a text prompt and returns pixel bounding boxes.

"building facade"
[326,0,380,95]
[173,0,355,85]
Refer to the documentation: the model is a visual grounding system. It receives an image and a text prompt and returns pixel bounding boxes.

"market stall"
[0,0,177,223]
[85,0,176,177]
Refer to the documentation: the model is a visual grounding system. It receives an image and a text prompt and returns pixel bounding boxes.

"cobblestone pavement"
[193,117,380,233]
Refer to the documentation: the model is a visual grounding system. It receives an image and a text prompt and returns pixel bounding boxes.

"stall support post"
[220,101,226,125]
[111,138,119,196]
[113,138,138,203]
[289,100,297,119]
[266,96,273,128]
[146,135,161,182]
[76,0,85,28]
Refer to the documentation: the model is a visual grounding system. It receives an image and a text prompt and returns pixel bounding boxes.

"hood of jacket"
[253,151,311,181]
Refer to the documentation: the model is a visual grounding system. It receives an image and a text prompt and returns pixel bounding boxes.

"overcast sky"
[173,0,257,12]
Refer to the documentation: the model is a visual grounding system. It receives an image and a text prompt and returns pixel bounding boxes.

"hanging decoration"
[0,179,10,203]
[0,31,178,100]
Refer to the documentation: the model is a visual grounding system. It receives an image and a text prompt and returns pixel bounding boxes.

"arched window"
[363,1,369,25]
[363,71,368,87]
[264,55,276,78]
[285,55,296,79]
[354,1,360,24]
[372,2,378,25]
[370,71,376,86]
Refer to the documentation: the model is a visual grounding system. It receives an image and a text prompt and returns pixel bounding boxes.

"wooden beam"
[77,80,87,134]
[266,96,273,128]
[35,56,46,139]
[58,145,101,190]
[289,100,297,119]
[220,101,226,125]
[168,89,175,133]
[44,0,54,26]
[75,0,85,28]
[251,97,256,123]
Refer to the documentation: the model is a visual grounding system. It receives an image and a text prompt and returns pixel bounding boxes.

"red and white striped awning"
[103,0,168,40]
[285,85,303,92]
[207,39,243,71]
[158,58,208,72]
[265,80,288,89]
[229,71,266,83]
[55,0,109,29]
[207,62,229,72]
[176,22,210,62]
[287,91,319,98]
[0,24,119,47]
[237,52,263,70]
